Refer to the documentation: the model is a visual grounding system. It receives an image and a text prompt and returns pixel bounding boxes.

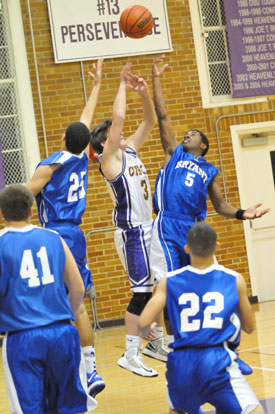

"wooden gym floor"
[0,301,275,413]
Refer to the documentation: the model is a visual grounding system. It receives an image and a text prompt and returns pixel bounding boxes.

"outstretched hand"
[88,59,103,86]
[127,72,148,94]
[120,62,132,83]
[243,203,270,220]
[152,54,169,77]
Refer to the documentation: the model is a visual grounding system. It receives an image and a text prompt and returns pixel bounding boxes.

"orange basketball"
[119,5,154,39]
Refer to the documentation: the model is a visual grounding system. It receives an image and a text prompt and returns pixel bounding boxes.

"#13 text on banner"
[47,0,173,63]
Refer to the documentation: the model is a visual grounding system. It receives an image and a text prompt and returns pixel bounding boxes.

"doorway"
[231,121,275,302]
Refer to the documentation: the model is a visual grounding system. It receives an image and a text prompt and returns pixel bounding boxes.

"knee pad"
[127,292,152,316]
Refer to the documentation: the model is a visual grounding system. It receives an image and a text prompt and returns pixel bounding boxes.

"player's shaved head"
[187,222,217,257]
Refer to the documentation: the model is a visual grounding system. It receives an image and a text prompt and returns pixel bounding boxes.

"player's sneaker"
[142,337,169,362]
[87,371,106,398]
[236,357,253,375]
[118,347,158,377]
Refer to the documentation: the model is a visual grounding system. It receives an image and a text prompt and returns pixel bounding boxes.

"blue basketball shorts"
[2,322,97,414]
[166,345,260,414]
[150,212,193,284]
[46,223,92,290]
[114,223,153,293]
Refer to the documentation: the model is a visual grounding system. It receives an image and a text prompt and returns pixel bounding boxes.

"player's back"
[102,147,152,229]
[0,225,74,332]
[166,263,240,349]
[36,151,88,226]
[158,145,218,222]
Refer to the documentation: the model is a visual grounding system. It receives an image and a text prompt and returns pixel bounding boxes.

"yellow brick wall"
[20,0,275,323]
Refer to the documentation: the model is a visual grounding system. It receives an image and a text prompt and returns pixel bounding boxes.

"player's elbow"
[156,111,168,123]
[113,114,125,126]
[242,320,254,334]
[79,286,85,298]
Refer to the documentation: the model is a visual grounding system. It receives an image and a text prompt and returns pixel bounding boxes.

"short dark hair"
[65,122,90,154]
[194,130,209,157]
[187,222,217,257]
[0,184,34,221]
[90,119,112,154]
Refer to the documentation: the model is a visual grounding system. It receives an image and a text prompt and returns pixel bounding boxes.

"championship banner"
[47,0,173,63]
[223,0,275,98]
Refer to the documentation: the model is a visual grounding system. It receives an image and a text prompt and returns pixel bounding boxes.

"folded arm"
[27,164,59,196]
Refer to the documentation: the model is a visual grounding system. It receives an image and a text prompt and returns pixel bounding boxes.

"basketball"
[119,5,154,39]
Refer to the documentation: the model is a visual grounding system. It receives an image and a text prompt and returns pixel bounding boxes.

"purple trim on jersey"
[107,152,133,229]
[121,226,153,291]
[125,147,138,157]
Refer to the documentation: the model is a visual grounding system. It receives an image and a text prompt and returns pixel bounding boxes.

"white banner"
[47,0,173,63]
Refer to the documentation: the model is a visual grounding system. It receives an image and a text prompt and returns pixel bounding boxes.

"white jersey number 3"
[20,247,54,287]
[179,292,224,332]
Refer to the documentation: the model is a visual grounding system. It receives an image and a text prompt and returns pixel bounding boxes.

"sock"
[153,326,163,340]
[82,345,96,374]
[126,334,140,350]
[167,335,174,346]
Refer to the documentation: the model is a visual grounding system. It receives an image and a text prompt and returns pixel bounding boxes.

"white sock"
[153,326,164,340]
[167,335,174,346]
[126,334,140,350]
[82,345,96,374]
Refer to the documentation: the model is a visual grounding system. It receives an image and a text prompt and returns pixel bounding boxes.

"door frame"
[231,120,275,299]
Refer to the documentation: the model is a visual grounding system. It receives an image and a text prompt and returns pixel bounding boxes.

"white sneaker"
[118,347,158,377]
[142,337,169,362]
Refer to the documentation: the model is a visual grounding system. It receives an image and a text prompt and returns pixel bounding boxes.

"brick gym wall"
[20,0,275,324]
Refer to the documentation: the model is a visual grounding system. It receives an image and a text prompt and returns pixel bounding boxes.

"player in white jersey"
[138,222,263,414]
[0,184,98,413]
[90,63,168,377]
[27,60,105,397]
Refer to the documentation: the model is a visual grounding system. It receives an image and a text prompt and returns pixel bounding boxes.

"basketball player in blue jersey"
[90,63,168,377]
[139,222,263,414]
[27,60,105,397]
[150,55,269,374]
[0,184,98,414]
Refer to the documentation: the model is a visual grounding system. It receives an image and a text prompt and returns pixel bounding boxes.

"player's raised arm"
[80,59,103,156]
[152,54,178,167]
[61,237,85,315]
[100,62,131,179]
[27,164,59,196]
[236,273,254,334]
[126,73,157,152]
[138,277,167,339]
[208,175,270,220]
